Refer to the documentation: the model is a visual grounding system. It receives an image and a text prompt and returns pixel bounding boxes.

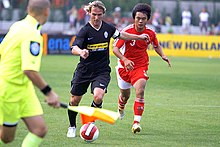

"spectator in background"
[1,0,10,9]
[216,21,220,35]
[112,6,122,28]
[208,24,215,35]
[182,7,191,34]
[152,8,162,33]
[84,11,90,24]
[77,5,86,29]
[165,13,173,34]
[66,5,77,30]
[199,7,209,35]
[165,13,172,27]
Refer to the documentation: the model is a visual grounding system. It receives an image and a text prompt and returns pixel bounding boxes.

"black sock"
[68,103,78,127]
[91,100,102,108]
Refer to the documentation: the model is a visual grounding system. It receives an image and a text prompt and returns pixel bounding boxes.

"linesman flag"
[60,103,119,125]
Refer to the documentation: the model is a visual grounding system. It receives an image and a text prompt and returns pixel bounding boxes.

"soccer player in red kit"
[113,3,171,134]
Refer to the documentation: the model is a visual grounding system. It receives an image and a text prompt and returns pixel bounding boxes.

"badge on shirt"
[104,31,108,38]
[30,41,40,56]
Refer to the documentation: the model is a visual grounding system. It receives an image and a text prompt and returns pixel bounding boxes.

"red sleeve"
[115,39,125,48]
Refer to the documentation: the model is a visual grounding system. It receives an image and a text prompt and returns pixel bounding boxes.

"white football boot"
[132,123,141,134]
[118,109,125,120]
[67,127,76,138]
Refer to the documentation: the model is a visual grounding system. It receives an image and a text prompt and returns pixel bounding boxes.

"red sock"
[133,97,144,124]
[118,94,127,110]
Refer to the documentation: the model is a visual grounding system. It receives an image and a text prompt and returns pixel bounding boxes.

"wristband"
[41,85,52,95]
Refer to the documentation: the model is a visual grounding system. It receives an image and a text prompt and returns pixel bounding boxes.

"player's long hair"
[132,3,151,20]
[84,0,106,14]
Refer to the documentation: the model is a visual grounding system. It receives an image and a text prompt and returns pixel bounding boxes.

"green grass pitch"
[8,55,220,147]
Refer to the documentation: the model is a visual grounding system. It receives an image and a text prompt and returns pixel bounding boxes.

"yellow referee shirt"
[0,15,43,85]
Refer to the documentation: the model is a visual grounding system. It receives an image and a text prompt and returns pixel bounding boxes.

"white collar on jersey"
[89,21,102,31]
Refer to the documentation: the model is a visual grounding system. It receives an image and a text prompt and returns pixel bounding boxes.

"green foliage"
[7,55,220,147]
[68,0,152,16]
[103,0,152,15]
[211,6,220,25]
[173,0,181,25]
[189,4,197,25]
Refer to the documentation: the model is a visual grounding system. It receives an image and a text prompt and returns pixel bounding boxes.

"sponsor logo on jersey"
[87,42,108,51]
[30,41,40,56]
[88,37,93,40]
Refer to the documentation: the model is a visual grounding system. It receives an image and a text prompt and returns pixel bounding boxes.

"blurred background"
[0,0,220,35]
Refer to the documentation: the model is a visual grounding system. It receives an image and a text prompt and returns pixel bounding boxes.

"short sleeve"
[112,29,120,39]
[72,27,86,48]
[21,36,43,72]
[114,38,125,49]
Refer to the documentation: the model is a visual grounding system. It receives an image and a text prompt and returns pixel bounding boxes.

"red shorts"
[118,66,149,86]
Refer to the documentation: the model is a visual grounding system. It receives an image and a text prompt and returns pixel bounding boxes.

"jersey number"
[130,40,136,46]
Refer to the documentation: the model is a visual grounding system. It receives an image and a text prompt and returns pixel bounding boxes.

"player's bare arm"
[154,46,171,67]
[113,46,134,71]
[119,31,148,40]
[71,45,89,59]
[24,70,60,107]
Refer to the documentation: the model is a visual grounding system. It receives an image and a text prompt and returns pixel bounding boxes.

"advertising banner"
[148,34,220,58]
[1,33,219,58]
[43,34,75,54]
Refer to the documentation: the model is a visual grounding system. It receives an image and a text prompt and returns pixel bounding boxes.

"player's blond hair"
[84,1,106,14]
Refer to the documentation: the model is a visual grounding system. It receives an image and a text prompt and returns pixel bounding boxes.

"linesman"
[0,0,60,146]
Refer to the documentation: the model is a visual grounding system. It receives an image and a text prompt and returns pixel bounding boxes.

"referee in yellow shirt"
[0,0,60,146]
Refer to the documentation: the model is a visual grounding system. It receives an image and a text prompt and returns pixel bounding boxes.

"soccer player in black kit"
[67,0,148,138]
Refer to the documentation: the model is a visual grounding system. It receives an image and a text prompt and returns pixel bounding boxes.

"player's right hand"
[45,91,60,108]
[123,58,134,71]
[80,49,89,59]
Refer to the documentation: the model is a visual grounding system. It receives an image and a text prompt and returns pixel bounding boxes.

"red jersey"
[115,24,159,69]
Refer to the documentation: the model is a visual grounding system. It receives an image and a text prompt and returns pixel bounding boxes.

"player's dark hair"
[132,3,151,20]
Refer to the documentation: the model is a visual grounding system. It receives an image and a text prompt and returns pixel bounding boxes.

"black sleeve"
[72,27,87,48]
[108,23,117,37]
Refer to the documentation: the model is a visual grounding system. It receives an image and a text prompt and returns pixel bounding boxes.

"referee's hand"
[45,91,60,108]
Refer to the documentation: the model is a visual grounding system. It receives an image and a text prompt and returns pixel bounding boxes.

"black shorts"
[70,69,111,96]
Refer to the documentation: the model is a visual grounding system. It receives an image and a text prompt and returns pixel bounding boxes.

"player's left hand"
[162,55,171,67]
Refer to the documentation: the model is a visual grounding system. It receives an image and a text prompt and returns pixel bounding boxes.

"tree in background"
[173,0,181,25]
